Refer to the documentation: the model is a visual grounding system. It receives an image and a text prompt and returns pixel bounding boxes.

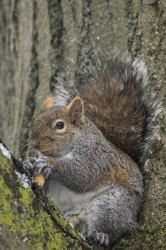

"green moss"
[0,149,91,249]
[113,209,166,250]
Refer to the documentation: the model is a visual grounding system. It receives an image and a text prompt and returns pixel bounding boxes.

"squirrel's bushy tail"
[54,56,158,164]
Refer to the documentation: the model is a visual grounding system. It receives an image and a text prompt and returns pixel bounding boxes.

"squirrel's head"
[31,96,84,158]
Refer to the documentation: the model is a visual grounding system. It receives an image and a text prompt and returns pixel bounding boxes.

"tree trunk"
[0,140,91,250]
[0,0,165,249]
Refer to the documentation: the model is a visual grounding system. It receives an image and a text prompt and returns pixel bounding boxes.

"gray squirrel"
[24,56,156,246]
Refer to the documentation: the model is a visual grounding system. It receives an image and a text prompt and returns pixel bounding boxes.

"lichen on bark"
[0,141,91,250]
[0,0,165,249]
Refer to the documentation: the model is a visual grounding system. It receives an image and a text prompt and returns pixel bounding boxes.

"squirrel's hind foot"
[87,229,109,246]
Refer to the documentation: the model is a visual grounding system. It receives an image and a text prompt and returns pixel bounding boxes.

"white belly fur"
[45,176,107,226]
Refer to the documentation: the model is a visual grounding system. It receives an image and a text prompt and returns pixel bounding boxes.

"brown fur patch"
[93,169,129,191]
[43,97,54,109]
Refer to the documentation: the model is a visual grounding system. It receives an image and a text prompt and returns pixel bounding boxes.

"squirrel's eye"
[55,121,64,130]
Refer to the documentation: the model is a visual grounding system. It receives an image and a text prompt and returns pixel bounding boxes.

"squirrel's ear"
[43,97,54,109]
[66,96,84,128]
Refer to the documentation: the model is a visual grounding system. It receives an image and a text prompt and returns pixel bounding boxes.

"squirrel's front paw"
[23,157,38,176]
[23,157,52,180]
[32,157,51,178]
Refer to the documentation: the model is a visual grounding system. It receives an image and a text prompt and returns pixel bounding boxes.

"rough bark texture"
[0,140,91,250]
[0,0,165,249]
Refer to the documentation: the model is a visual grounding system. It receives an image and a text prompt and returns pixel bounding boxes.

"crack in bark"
[47,0,65,92]
[125,0,140,56]
[12,0,19,57]
[75,0,93,86]
[20,0,40,160]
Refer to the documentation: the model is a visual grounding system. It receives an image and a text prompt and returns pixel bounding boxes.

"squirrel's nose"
[31,139,39,149]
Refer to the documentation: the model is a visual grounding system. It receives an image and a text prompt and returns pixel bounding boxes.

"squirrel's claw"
[32,157,50,176]
[42,167,52,178]
[23,157,37,176]
[87,229,109,246]
[33,157,52,186]
[23,157,52,179]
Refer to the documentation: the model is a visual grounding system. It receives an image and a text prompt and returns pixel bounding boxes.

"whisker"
[20,143,30,152]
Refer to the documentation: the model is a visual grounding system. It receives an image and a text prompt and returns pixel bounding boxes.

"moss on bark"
[0,0,165,249]
[0,141,91,250]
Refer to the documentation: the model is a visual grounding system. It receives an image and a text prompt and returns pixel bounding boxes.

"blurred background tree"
[0,0,165,249]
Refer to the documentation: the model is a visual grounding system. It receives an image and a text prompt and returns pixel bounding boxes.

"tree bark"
[0,0,165,249]
[0,140,91,250]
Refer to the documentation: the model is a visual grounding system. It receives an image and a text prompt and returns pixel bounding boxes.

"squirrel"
[24,56,155,246]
